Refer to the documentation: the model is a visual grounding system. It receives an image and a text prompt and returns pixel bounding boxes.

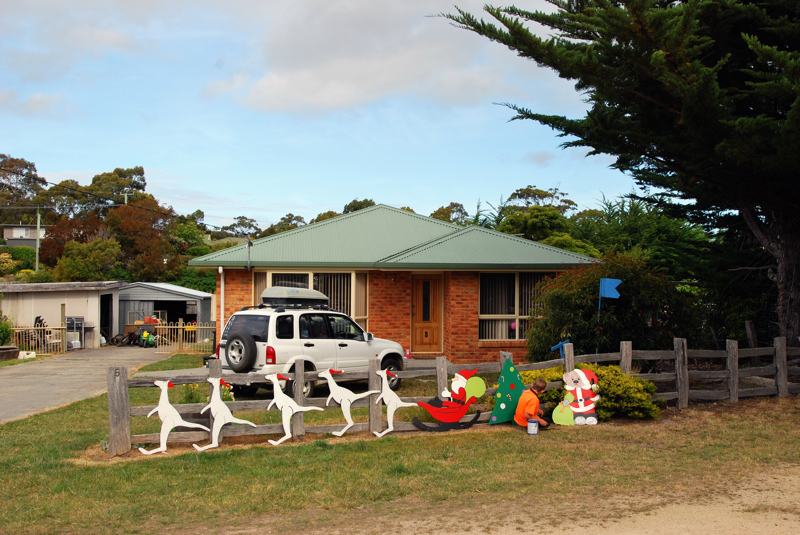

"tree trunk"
[741,207,800,347]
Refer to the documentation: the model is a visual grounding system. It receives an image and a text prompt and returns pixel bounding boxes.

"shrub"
[0,315,13,345]
[527,252,701,361]
[186,245,211,257]
[492,363,661,421]
[6,246,35,270]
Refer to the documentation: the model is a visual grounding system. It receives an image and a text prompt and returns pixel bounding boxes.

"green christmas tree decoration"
[490,359,526,424]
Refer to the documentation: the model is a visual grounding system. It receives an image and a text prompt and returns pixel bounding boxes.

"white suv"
[217,287,407,397]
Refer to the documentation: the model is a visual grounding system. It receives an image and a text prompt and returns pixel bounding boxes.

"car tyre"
[283,365,316,398]
[381,358,402,391]
[226,333,257,373]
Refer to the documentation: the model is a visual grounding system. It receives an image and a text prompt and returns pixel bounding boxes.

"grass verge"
[1,353,798,535]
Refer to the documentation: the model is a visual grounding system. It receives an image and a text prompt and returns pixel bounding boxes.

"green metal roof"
[189,204,595,269]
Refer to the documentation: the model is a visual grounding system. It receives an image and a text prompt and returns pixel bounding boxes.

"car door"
[327,314,373,372]
[298,313,337,372]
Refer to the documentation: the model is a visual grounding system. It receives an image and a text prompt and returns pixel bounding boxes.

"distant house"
[0,281,125,348]
[2,224,47,249]
[189,205,594,363]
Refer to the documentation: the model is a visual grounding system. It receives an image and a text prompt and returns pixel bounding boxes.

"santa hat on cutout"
[456,369,478,381]
[578,369,599,390]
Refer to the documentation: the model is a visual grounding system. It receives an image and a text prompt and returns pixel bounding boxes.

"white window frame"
[478,271,555,341]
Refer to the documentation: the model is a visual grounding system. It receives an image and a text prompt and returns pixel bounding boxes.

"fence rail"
[106,336,799,457]
[11,325,66,356]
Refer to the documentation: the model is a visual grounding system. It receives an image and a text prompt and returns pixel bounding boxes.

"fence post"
[674,338,689,409]
[726,339,739,403]
[292,359,306,441]
[620,341,632,375]
[178,318,185,352]
[745,320,757,348]
[774,336,789,398]
[107,366,131,458]
[368,359,381,435]
[436,357,449,398]
[563,343,574,372]
[207,358,221,437]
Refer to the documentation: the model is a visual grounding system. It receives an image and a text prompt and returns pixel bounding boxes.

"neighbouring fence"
[106,337,800,457]
[153,321,215,355]
[11,325,67,356]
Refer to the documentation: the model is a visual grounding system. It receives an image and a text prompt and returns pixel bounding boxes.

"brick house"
[189,205,594,363]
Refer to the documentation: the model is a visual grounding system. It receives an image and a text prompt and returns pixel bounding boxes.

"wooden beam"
[620,341,632,375]
[774,337,789,398]
[726,339,739,403]
[107,366,131,458]
[674,338,689,410]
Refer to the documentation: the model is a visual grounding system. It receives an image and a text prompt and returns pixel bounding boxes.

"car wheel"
[225,333,257,372]
[381,359,402,391]
[283,365,316,398]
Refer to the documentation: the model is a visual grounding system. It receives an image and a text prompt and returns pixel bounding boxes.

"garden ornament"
[318,369,378,436]
[139,380,210,455]
[192,377,256,452]
[264,373,323,445]
[373,369,416,438]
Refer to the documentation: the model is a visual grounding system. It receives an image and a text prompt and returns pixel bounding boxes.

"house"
[189,205,594,363]
[2,224,47,249]
[118,282,213,335]
[0,281,125,348]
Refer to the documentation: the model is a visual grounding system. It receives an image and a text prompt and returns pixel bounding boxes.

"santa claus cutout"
[560,368,601,425]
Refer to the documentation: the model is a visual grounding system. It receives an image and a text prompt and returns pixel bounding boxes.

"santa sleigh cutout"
[412,369,486,432]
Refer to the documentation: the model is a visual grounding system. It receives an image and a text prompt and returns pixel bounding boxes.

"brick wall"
[368,271,412,351]
[216,269,253,340]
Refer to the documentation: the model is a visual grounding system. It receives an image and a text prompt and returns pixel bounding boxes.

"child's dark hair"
[533,378,547,392]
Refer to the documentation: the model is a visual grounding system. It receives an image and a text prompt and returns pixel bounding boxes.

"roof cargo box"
[261,286,329,307]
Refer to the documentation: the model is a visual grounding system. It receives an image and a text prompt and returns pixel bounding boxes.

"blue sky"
[0,0,636,231]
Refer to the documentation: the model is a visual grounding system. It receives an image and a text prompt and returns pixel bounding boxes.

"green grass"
[0,354,53,368]
[1,353,799,534]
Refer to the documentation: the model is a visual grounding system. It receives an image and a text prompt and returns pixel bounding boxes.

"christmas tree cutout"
[490,358,526,424]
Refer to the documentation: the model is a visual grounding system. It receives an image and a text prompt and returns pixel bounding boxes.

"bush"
[492,363,661,421]
[527,252,701,361]
[6,247,35,270]
[0,315,13,346]
[186,245,211,257]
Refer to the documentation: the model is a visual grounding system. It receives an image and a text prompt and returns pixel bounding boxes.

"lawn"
[1,353,798,534]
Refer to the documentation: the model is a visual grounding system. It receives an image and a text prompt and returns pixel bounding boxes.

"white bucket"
[527,419,539,435]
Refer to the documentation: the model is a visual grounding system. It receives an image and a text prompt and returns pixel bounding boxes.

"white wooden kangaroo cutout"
[319,369,378,437]
[138,380,210,455]
[265,373,323,446]
[374,369,416,438]
[192,377,256,452]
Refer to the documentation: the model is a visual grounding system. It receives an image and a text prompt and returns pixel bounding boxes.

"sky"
[0,0,637,231]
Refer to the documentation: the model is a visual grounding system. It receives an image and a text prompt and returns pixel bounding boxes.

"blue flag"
[599,278,622,299]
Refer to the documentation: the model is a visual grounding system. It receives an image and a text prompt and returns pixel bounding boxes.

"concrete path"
[0,346,166,425]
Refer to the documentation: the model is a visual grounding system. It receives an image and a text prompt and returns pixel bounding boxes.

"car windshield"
[223,315,269,343]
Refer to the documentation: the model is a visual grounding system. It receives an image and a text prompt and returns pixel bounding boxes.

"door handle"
[304,342,314,347]
[338,343,348,347]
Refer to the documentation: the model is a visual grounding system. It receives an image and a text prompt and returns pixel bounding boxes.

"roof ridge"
[377,227,464,263]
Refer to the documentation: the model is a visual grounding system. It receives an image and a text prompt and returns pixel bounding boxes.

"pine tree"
[446,0,800,345]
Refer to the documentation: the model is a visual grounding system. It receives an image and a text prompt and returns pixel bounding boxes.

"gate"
[154,321,216,355]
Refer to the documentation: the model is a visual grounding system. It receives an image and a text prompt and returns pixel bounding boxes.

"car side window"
[276,315,294,339]
[224,315,269,343]
[299,314,330,339]
[328,315,364,341]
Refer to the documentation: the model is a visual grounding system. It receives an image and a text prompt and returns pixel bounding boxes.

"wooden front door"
[411,275,442,353]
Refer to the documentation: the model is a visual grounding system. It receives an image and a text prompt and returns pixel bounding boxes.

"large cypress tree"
[446,0,800,345]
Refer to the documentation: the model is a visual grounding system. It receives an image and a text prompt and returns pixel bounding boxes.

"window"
[223,315,269,343]
[299,314,330,339]
[328,315,364,341]
[276,315,294,339]
[254,271,369,328]
[479,272,555,340]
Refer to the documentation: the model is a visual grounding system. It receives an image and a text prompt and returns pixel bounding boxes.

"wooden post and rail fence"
[107,337,800,457]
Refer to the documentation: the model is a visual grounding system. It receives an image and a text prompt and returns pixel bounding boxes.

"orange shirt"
[513,388,541,427]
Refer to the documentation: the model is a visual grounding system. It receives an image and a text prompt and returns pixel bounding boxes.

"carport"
[118,282,213,334]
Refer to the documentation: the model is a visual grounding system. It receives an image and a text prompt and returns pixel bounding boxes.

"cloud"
[0,90,66,117]
[525,151,557,166]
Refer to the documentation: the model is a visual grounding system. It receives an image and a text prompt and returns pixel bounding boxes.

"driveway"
[0,346,166,425]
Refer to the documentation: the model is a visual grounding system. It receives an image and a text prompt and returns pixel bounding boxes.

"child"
[513,378,550,429]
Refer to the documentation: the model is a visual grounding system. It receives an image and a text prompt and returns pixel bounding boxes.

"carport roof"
[119,282,212,299]
[188,204,595,270]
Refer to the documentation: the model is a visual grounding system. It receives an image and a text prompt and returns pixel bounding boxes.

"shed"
[118,282,213,334]
[0,281,124,348]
